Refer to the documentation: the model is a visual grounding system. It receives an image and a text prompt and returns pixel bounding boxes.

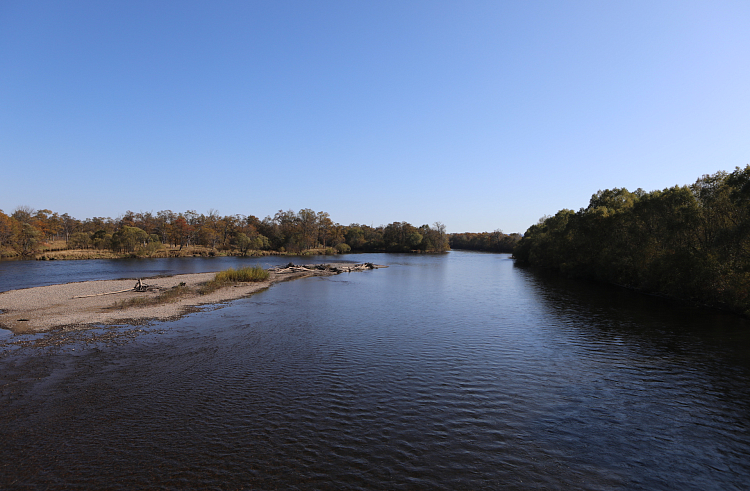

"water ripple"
[1,252,750,489]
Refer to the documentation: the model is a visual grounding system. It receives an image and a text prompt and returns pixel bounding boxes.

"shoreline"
[0,263,384,335]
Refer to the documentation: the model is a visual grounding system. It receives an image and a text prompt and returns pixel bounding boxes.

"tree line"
[0,207,449,257]
[449,230,522,252]
[513,166,750,316]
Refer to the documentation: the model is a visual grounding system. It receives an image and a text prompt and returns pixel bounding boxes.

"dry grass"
[38,249,124,260]
[198,266,270,295]
[0,246,19,258]
[41,239,69,251]
[111,284,191,310]
[163,245,221,257]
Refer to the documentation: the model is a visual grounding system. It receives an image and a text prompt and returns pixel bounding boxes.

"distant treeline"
[449,231,522,252]
[514,167,750,316]
[0,207,449,257]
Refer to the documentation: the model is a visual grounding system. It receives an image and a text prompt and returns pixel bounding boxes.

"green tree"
[68,232,91,249]
[18,223,41,255]
[111,226,149,253]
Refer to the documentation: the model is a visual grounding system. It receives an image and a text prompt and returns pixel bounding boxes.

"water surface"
[1,252,749,489]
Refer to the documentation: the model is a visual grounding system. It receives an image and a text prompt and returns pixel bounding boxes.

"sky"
[1,1,749,234]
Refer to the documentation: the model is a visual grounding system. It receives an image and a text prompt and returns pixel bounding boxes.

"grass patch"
[216,266,269,282]
[199,266,270,295]
[111,284,191,310]
[39,249,124,260]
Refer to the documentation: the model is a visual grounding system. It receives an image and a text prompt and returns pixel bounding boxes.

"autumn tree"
[12,206,34,224]
[0,210,18,251]
[171,216,193,248]
[155,210,175,244]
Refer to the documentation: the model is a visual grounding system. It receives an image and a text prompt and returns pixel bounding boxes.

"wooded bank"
[513,166,750,316]
[0,207,450,259]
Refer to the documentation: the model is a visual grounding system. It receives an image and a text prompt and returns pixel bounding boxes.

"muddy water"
[1,252,749,489]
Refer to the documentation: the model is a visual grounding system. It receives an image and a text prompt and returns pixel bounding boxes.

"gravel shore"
[0,264,382,334]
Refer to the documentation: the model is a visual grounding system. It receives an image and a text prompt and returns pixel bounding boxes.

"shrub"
[335,243,351,253]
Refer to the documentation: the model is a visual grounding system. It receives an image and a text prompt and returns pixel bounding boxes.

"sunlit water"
[1,252,749,489]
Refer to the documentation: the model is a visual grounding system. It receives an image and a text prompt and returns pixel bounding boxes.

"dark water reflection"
[1,252,749,489]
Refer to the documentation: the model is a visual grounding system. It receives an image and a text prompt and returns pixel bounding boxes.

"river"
[1,251,749,489]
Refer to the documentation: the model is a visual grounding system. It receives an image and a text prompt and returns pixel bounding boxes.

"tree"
[0,210,18,249]
[60,213,79,243]
[383,221,423,252]
[297,208,318,250]
[111,226,149,253]
[171,216,193,248]
[68,232,91,249]
[433,221,449,252]
[201,209,221,248]
[91,230,111,250]
[235,233,252,256]
[155,210,175,244]
[18,223,41,255]
[317,211,333,247]
[345,225,366,250]
[12,206,34,224]
[273,209,300,251]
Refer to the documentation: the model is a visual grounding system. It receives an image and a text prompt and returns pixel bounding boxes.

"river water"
[1,251,749,489]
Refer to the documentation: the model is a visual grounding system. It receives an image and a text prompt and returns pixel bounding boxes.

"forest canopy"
[449,230,522,253]
[513,166,750,316]
[0,207,449,258]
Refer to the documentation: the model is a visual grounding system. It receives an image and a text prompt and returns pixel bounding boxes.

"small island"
[0,263,385,335]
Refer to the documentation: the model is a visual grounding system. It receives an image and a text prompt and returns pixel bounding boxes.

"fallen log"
[73,288,134,299]
[73,279,149,298]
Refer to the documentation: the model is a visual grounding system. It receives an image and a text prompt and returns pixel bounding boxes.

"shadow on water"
[510,264,750,490]
[514,265,750,366]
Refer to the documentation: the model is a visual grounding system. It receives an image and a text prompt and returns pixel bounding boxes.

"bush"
[335,243,351,253]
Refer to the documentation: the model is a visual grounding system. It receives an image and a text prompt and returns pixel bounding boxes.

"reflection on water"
[1,252,749,489]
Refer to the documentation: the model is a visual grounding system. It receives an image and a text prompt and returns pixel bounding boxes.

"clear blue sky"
[1,1,749,233]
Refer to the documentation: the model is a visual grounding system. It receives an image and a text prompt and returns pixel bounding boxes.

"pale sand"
[0,264,381,334]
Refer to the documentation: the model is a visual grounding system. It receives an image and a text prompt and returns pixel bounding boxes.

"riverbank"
[0,263,384,334]
[32,246,330,261]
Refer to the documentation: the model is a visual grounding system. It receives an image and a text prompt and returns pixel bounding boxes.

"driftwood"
[273,266,318,274]
[271,263,378,275]
[72,279,150,299]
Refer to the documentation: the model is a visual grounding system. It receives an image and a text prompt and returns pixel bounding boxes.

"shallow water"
[1,252,749,489]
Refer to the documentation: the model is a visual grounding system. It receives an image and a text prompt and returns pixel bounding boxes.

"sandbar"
[0,263,384,334]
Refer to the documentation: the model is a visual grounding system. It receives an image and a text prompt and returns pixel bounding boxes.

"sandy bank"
[0,263,384,334]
